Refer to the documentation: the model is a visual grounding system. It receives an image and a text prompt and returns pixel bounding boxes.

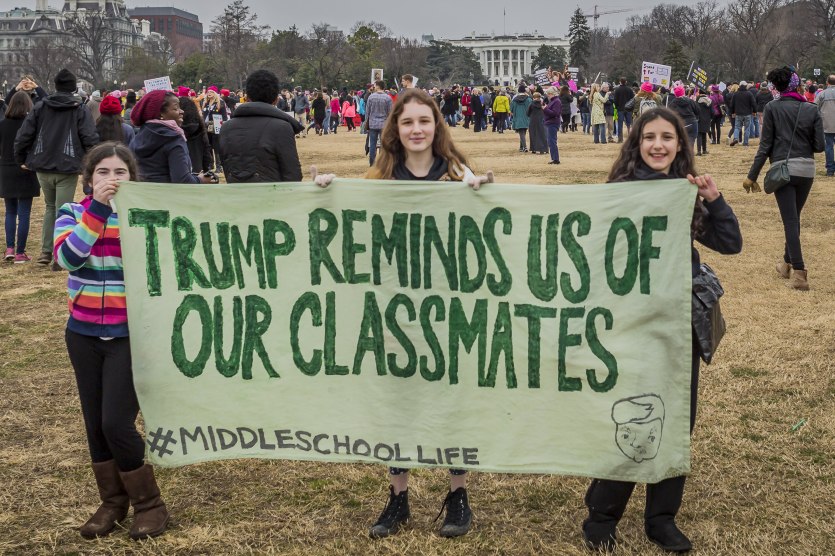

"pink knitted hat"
[640,82,654,93]
[673,86,685,97]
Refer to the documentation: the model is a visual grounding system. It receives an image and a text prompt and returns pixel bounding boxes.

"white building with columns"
[446,32,570,86]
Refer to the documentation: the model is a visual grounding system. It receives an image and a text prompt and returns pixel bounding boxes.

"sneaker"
[645,521,692,553]
[729,138,738,147]
[369,486,410,539]
[14,252,31,264]
[4,247,13,261]
[436,487,473,538]
[36,252,52,265]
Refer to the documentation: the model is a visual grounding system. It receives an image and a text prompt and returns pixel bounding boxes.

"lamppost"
[2,80,6,96]
[198,78,203,91]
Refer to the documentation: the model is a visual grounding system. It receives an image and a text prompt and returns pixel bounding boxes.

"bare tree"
[22,36,75,88]
[63,9,125,88]
[303,23,351,89]
[209,0,269,89]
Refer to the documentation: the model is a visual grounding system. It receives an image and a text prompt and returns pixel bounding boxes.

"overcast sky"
[163,0,702,39]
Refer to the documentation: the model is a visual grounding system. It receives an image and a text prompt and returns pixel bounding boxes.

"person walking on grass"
[744,66,824,291]
[527,92,548,154]
[1,91,39,263]
[365,80,393,166]
[309,89,494,539]
[55,142,170,541]
[511,85,532,152]
[582,108,742,554]
[590,83,607,144]
[14,68,99,268]
[814,74,835,177]
[730,81,756,146]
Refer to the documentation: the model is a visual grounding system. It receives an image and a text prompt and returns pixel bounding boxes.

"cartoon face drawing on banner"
[611,395,665,463]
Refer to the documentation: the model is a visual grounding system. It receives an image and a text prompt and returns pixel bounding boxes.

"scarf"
[147,118,186,141]
[393,156,449,181]
[779,91,806,102]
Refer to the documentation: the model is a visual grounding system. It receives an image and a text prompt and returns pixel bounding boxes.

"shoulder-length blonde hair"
[366,89,472,181]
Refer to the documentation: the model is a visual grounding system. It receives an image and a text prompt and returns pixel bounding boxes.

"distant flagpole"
[503,8,506,35]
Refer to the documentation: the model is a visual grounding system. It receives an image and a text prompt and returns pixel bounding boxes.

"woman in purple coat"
[543,86,563,164]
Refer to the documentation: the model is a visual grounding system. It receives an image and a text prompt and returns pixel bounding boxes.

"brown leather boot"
[788,269,809,291]
[776,261,791,279]
[79,460,129,538]
[119,464,170,540]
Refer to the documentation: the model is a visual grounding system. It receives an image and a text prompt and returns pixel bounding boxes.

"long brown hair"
[366,89,471,180]
[5,90,33,119]
[608,107,703,232]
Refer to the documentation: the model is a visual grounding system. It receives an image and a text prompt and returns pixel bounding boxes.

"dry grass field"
[1,124,833,555]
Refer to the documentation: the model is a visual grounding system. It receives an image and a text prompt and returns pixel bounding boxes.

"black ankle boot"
[436,487,473,537]
[646,521,692,553]
[369,486,409,538]
[582,479,635,551]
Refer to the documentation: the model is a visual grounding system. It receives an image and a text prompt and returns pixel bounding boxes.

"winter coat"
[293,93,309,114]
[202,100,228,133]
[748,97,824,182]
[471,94,484,115]
[668,96,699,125]
[181,119,212,173]
[591,92,607,125]
[697,96,713,131]
[218,101,303,183]
[14,92,99,174]
[756,89,774,113]
[559,94,573,116]
[510,94,532,129]
[492,94,510,114]
[543,96,562,126]
[311,98,327,123]
[730,88,757,116]
[527,100,548,152]
[602,92,615,116]
[342,99,356,118]
[0,117,39,198]
[709,93,725,117]
[815,86,835,133]
[462,93,472,116]
[128,123,200,184]
[631,91,662,120]
[613,84,635,111]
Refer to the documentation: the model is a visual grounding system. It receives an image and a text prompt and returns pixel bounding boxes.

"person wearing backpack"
[630,82,661,122]
[708,85,725,144]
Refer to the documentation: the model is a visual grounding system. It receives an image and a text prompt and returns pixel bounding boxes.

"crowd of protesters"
[0,60,828,552]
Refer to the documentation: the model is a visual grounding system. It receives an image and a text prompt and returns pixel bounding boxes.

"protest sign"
[814,68,821,76]
[144,76,172,92]
[371,68,384,84]
[642,61,672,88]
[567,67,579,80]
[212,114,223,135]
[687,64,708,91]
[535,68,550,86]
[115,179,695,483]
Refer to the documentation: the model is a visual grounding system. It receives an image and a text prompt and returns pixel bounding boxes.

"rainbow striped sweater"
[53,197,128,337]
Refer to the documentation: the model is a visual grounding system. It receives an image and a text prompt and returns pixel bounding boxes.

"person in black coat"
[14,68,99,266]
[179,97,212,173]
[471,91,484,133]
[1,91,40,262]
[667,85,700,149]
[583,108,742,554]
[526,92,548,154]
[695,90,713,156]
[730,82,757,146]
[219,70,303,183]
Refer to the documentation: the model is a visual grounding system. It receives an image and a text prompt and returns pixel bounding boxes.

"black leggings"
[584,336,701,527]
[66,330,144,471]
[697,133,708,154]
[774,176,814,271]
[390,467,466,475]
[710,116,722,142]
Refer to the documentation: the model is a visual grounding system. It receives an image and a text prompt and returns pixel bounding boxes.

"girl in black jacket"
[582,107,742,554]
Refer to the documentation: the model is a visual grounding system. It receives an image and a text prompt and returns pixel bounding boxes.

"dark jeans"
[517,128,527,150]
[66,330,144,471]
[593,123,607,144]
[617,110,632,140]
[546,124,560,162]
[561,113,571,133]
[367,128,382,166]
[584,336,701,531]
[4,197,33,253]
[774,176,814,271]
[684,121,698,150]
[494,113,506,132]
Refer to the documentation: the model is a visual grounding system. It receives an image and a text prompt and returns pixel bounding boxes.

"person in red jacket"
[461,88,473,129]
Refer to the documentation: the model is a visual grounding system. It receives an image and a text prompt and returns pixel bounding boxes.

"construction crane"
[582,5,638,29]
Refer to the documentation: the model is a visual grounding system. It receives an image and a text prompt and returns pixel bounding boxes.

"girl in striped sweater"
[54,142,170,541]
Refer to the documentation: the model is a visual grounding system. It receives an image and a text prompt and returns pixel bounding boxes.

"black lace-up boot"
[369,486,410,538]
[436,487,473,538]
